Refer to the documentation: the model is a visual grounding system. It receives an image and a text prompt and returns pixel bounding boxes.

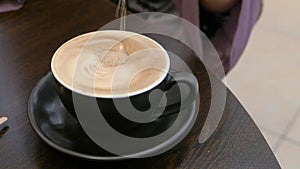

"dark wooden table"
[0,0,280,168]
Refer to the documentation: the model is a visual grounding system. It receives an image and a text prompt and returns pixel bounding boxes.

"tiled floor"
[225,0,300,168]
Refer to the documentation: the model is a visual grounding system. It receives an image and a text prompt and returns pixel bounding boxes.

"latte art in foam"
[100,42,128,67]
[52,31,169,97]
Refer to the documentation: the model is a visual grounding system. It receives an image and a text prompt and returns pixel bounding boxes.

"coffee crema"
[52,31,169,97]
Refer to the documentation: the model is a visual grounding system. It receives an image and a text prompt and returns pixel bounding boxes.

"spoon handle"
[0,117,8,125]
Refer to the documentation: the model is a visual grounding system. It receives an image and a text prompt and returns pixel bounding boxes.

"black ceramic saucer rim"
[28,74,120,161]
[27,72,197,161]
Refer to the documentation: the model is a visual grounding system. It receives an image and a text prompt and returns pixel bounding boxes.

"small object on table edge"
[0,117,8,126]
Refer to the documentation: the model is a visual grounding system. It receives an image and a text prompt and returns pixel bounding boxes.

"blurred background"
[225,0,300,168]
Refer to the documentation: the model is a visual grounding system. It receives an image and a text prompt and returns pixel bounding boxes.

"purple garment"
[0,0,25,13]
[175,0,262,72]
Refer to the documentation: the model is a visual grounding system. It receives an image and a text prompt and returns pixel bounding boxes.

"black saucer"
[28,73,197,161]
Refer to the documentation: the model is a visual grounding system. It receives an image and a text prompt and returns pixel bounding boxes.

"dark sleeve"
[110,0,176,14]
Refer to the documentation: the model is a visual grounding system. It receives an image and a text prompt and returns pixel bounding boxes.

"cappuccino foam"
[52,31,169,97]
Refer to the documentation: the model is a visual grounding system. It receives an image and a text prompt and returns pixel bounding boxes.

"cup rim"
[51,30,170,98]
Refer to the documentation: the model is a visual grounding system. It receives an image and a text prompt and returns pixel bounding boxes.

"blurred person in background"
[1,0,262,75]
[111,0,263,74]
[0,0,25,13]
